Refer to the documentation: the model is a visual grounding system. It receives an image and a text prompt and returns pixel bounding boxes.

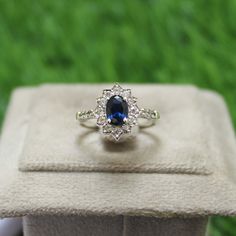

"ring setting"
[76,83,160,142]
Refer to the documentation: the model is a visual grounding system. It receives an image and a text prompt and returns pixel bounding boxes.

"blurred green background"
[0,0,235,235]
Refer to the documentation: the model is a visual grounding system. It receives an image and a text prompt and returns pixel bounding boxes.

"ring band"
[76,83,160,141]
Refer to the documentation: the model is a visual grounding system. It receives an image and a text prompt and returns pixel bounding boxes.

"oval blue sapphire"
[106,95,128,126]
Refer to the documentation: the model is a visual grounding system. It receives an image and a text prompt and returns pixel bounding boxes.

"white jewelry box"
[0,84,235,236]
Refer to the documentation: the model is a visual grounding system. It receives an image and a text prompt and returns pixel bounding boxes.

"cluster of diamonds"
[94,83,140,141]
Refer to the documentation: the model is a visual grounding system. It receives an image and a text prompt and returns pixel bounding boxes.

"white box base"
[23,215,208,236]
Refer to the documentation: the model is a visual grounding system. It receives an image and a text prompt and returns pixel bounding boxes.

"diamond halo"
[94,83,139,141]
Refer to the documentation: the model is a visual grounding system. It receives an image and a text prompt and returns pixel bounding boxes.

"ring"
[76,83,160,142]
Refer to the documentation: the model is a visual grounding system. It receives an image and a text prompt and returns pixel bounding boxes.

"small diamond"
[111,128,124,141]
[127,116,137,126]
[130,105,140,117]
[76,110,95,120]
[94,106,105,116]
[96,97,107,107]
[97,115,107,126]
[103,89,112,98]
[112,84,123,95]
[140,108,154,119]
[102,125,113,134]
[127,97,137,105]
[122,124,131,132]
[151,110,160,119]
[112,83,122,90]
[122,89,131,99]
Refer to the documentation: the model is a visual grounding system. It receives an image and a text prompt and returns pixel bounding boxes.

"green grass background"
[0,0,235,235]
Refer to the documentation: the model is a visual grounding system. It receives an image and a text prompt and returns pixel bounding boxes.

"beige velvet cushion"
[19,85,212,174]
[0,84,235,218]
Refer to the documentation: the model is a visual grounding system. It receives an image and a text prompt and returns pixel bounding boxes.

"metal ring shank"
[76,108,159,128]
[138,108,160,128]
[76,110,97,128]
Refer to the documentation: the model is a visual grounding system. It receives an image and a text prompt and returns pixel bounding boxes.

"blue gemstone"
[106,95,128,126]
